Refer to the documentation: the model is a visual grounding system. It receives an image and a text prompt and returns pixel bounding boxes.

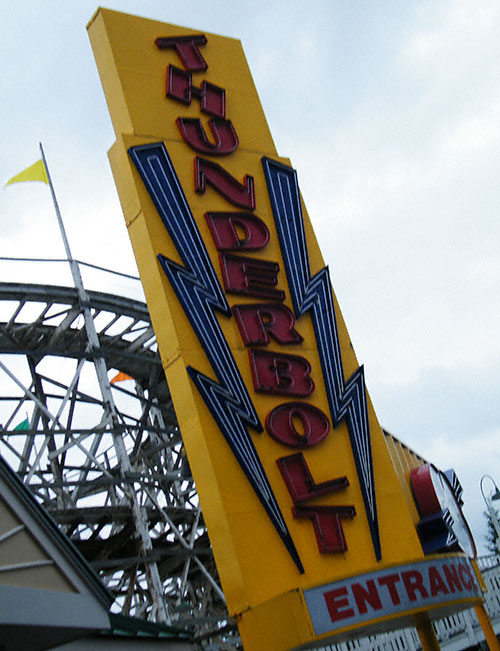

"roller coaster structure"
[0,271,234,643]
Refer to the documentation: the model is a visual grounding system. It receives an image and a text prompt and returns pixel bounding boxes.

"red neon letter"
[269,404,330,448]
[249,350,314,396]
[324,587,355,623]
[378,574,402,606]
[293,505,355,553]
[155,35,208,71]
[195,158,255,209]
[428,566,449,597]
[352,580,383,615]
[166,66,225,117]
[176,118,238,155]
[232,304,302,346]
[443,564,463,593]
[277,453,347,501]
[402,570,428,602]
[220,254,285,301]
[458,564,474,590]
[206,213,269,251]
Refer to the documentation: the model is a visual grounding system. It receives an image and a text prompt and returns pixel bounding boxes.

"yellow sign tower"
[88,9,482,649]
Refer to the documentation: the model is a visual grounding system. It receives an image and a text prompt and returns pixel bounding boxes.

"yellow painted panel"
[108,130,424,602]
[87,8,276,154]
[237,589,313,651]
[88,8,433,647]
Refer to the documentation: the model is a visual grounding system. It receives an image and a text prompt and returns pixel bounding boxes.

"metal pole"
[480,474,500,555]
[39,144,79,286]
[415,616,441,650]
[39,143,107,361]
[474,603,500,650]
[38,143,169,622]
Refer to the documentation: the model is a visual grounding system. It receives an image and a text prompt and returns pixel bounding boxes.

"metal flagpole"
[39,143,82,292]
[38,143,117,420]
[38,143,169,622]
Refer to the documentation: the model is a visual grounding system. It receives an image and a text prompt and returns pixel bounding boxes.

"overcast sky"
[2,1,500,555]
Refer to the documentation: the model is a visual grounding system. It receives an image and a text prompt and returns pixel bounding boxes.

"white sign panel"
[304,555,481,636]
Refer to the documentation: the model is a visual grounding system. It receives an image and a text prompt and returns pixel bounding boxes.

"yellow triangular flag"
[110,371,134,384]
[5,159,48,186]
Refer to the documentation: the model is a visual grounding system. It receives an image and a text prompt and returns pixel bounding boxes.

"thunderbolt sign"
[262,158,381,562]
[129,143,304,573]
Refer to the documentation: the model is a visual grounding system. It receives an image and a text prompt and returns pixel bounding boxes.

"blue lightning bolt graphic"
[129,142,304,572]
[262,157,381,561]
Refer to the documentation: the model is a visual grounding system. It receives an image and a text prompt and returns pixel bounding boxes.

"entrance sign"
[305,554,481,637]
[88,9,481,648]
